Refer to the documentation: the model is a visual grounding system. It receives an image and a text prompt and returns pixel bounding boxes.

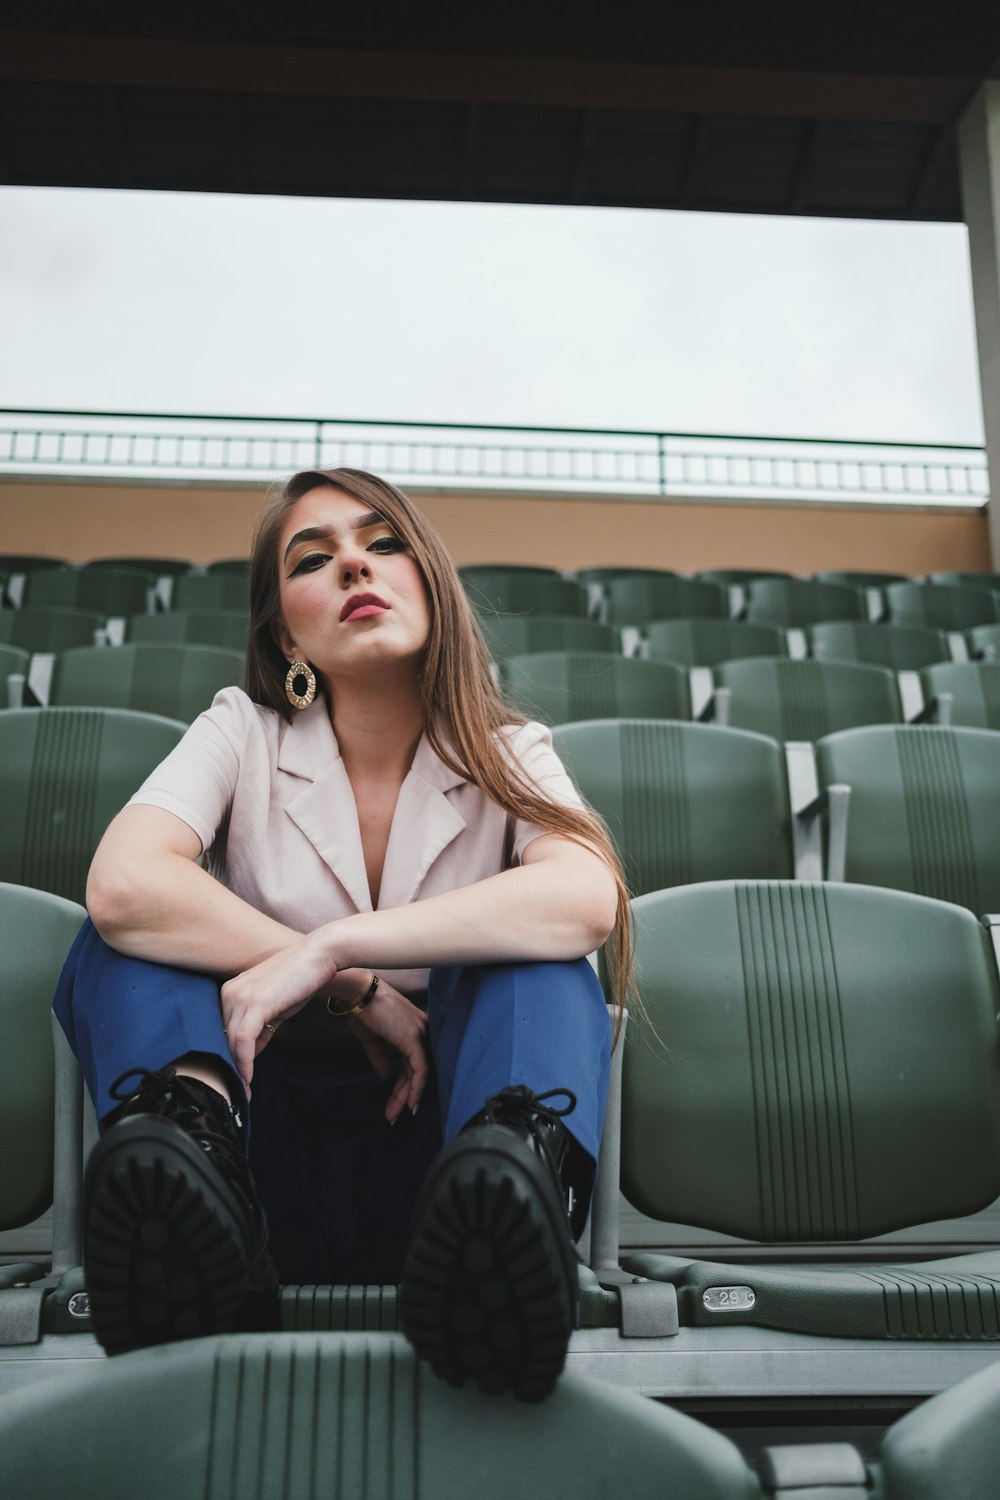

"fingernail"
[389,1115,398,1127]
[411,1104,419,1117]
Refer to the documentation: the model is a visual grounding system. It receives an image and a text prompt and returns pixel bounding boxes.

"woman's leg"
[52,919,276,1353]
[401,957,611,1402]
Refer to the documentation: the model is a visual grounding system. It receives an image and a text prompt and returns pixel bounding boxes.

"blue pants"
[53,921,611,1284]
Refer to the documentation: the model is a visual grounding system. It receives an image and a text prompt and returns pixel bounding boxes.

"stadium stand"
[125,609,250,651]
[463,573,589,616]
[0,708,186,905]
[0,607,105,654]
[814,723,1000,907]
[497,652,691,724]
[21,568,157,619]
[172,573,251,612]
[886,581,1000,631]
[602,574,729,626]
[711,656,903,740]
[46,643,245,723]
[477,612,620,658]
[744,578,868,626]
[808,619,951,670]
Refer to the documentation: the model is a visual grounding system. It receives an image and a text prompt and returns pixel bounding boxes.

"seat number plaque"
[702,1286,756,1311]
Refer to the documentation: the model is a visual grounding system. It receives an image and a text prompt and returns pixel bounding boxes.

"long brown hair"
[246,467,633,1031]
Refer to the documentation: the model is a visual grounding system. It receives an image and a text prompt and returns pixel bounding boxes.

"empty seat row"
[2,569,249,615]
[4,642,244,722]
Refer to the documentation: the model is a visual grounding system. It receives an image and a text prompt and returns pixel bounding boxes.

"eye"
[289,551,330,577]
[367,534,406,554]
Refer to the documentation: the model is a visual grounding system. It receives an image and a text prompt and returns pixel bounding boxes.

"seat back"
[809,620,950,670]
[84,557,192,576]
[929,569,1000,590]
[644,618,786,667]
[920,661,1000,729]
[0,1332,759,1499]
[0,708,186,904]
[603,575,728,626]
[48,643,245,722]
[499,653,690,725]
[967,622,1000,661]
[876,1357,1000,1500]
[206,558,251,576]
[814,570,908,589]
[23,567,156,617]
[0,606,105,653]
[715,656,901,740]
[0,555,68,574]
[745,578,866,626]
[622,881,1000,1240]
[126,608,250,651]
[697,568,790,586]
[816,723,1000,912]
[173,573,251,612]
[464,574,589,617]
[476,611,619,659]
[0,884,86,1229]
[574,565,675,585]
[553,719,793,895]
[459,563,563,581]
[886,581,1000,631]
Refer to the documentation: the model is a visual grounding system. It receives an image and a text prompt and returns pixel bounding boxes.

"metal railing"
[0,409,988,506]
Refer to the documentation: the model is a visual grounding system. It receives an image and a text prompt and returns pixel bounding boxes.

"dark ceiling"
[3,6,1000,220]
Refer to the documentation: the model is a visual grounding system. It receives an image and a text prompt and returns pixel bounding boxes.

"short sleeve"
[126,686,253,853]
[503,720,587,865]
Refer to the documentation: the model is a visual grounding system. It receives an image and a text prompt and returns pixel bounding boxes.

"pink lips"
[340,591,389,622]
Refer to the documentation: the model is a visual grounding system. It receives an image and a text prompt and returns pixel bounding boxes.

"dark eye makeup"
[288,532,405,577]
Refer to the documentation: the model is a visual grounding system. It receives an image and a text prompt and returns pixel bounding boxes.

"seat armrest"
[910,691,953,726]
[796,784,851,882]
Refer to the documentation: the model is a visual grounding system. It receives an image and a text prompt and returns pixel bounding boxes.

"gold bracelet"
[326,973,380,1020]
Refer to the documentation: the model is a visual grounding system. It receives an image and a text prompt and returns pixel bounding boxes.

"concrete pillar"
[959,84,1000,567]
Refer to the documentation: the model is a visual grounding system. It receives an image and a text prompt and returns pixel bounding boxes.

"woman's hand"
[220,927,337,1092]
[344,981,430,1123]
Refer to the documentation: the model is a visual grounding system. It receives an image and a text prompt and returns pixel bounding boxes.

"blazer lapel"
[377,734,468,910]
[277,704,374,913]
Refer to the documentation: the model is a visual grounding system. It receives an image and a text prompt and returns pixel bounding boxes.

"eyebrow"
[282,511,385,565]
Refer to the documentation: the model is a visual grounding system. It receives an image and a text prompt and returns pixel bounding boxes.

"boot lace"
[479,1084,578,1201]
[107,1067,252,1201]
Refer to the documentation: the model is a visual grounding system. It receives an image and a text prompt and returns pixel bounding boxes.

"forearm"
[324,852,615,975]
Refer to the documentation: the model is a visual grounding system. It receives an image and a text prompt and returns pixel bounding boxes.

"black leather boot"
[400,1085,580,1402]
[84,1067,279,1355]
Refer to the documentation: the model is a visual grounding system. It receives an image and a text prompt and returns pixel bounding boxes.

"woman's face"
[274,485,431,684]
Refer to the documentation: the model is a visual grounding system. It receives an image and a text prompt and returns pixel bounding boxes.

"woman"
[53,468,632,1402]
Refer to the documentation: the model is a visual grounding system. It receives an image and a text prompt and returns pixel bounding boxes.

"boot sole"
[399,1130,578,1402]
[83,1116,252,1356]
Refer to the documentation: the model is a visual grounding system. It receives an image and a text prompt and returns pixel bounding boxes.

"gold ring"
[263,1021,278,1035]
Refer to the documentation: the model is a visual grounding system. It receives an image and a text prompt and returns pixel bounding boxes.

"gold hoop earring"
[284,660,317,711]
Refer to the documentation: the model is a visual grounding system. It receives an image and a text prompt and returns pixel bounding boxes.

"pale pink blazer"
[129,687,584,994]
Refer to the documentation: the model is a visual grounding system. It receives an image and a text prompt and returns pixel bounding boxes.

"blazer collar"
[277,703,469,912]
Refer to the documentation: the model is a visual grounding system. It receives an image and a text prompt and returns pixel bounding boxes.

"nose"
[340,543,371,587]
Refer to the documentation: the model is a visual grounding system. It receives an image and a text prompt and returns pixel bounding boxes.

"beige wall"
[0,477,991,574]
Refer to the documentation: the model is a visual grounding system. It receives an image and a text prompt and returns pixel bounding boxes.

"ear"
[271,616,298,663]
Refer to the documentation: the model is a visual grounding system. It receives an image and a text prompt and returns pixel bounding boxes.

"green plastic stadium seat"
[645,618,786,667]
[172,574,251,612]
[459,563,563,580]
[0,607,104,653]
[815,723,1000,911]
[918,661,1000,729]
[553,719,793,894]
[814,570,908,589]
[48,643,245,723]
[464,574,589,617]
[0,555,68,574]
[0,884,86,1233]
[126,609,250,652]
[714,656,901,740]
[574,566,675,585]
[498,653,690,725]
[0,1332,760,1500]
[621,881,1000,1340]
[872,1357,1000,1499]
[603,575,728,626]
[477,612,620,659]
[929,569,1000,590]
[697,568,790,586]
[744,578,866,626]
[84,557,192,576]
[886,581,1000,631]
[0,707,186,904]
[967,622,1000,662]
[808,620,951,670]
[22,567,156,617]
[206,558,251,576]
